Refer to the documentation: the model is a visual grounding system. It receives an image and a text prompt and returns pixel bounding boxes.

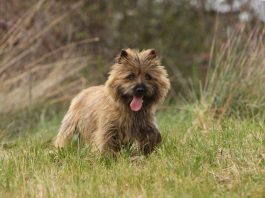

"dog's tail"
[54,111,78,148]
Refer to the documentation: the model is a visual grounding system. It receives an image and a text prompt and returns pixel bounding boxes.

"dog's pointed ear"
[147,49,157,59]
[120,49,128,58]
[116,49,128,63]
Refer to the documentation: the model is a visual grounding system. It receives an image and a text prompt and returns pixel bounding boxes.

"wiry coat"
[54,49,170,154]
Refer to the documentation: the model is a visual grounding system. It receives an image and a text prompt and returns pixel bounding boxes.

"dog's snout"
[136,87,145,94]
[135,85,146,96]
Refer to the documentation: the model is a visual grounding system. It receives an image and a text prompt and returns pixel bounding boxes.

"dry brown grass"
[0,0,99,113]
[186,27,265,131]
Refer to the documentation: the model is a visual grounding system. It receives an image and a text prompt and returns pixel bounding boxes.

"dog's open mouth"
[130,96,143,111]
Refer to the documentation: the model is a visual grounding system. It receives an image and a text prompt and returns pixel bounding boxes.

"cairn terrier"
[54,49,170,154]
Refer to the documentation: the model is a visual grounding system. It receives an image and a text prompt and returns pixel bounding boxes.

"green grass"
[0,110,264,197]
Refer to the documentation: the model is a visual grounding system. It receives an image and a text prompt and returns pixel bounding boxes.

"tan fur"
[54,49,170,154]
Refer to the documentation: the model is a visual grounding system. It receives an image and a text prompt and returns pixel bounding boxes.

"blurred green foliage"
[70,0,215,85]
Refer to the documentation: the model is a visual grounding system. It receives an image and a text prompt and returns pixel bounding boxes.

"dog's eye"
[126,74,135,80]
[145,73,152,80]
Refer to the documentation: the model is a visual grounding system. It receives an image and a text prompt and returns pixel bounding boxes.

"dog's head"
[106,49,170,112]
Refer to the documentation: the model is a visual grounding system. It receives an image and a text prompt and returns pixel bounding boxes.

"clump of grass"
[0,0,98,113]
[187,27,265,130]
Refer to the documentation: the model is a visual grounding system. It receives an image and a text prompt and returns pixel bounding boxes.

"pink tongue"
[130,96,143,111]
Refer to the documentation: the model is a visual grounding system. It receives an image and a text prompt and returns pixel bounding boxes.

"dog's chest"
[117,113,149,142]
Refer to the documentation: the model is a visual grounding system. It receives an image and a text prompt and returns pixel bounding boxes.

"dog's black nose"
[135,86,145,95]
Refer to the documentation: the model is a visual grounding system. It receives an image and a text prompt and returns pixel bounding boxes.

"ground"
[0,110,264,197]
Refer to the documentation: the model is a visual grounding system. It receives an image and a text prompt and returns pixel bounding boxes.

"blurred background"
[0,0,264,137]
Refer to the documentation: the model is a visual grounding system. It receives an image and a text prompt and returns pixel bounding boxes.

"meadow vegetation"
[0,110,264,197]
[0,1,265,197]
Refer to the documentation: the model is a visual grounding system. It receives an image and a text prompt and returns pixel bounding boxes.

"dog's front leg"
[93,129,121,155]
[137,126,162,155]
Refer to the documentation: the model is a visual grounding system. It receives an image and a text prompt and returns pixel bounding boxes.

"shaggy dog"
[54,49,170,154]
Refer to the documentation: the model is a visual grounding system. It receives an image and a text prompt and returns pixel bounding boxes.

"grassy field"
[0,109,264,197]
[1,2,265,198]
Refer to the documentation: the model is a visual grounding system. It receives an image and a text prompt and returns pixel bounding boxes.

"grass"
[186,28,265,121]
[1,1,265,197]
[0,109,264,197]
[1,8,264,197]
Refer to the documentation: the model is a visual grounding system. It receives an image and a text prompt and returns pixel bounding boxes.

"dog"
[54,49,170,154]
